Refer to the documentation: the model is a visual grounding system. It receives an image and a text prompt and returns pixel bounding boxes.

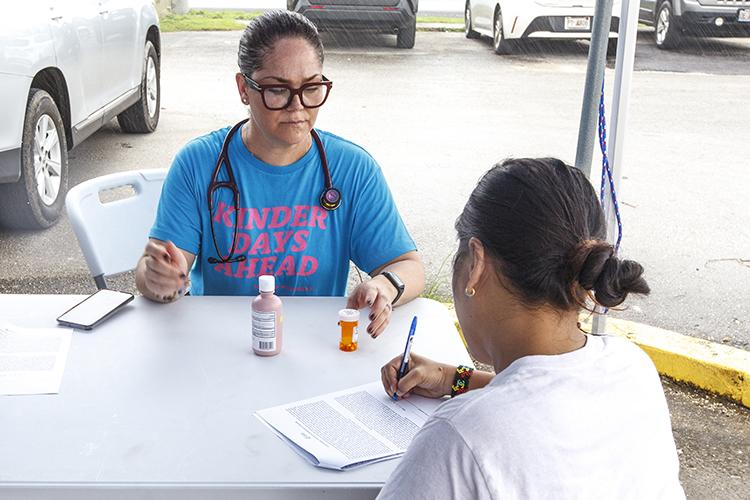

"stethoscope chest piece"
[320,187,341,211]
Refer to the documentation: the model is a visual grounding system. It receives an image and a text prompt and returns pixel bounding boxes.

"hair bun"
[571,240,612,289]
[570,240,650,308]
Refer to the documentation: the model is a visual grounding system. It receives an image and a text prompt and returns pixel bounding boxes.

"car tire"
[655,1,681,50]
[396,17,416,49]
[0,89,68,229]
[465,2,480,39]
[607,38,618,56]
[493,8,513,55]
[117,40,160,133]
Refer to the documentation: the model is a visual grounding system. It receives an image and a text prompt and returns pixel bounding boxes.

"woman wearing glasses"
[378,159,684,498]
[135,11,423,338]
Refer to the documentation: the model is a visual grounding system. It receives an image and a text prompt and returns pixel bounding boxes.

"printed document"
[256,381,444,470]
[0,323,72,395]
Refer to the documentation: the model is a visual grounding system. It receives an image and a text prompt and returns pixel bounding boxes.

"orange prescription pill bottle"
[338,309,360,352]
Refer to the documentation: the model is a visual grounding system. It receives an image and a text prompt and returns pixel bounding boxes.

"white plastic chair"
[65,169,167,289]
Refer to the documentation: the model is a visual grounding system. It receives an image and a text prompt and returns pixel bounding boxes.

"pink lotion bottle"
[252,275,283,356]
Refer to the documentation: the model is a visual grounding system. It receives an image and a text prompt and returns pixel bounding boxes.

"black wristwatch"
[380,271,405,305]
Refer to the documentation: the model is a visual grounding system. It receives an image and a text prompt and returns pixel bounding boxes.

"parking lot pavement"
[1,30,749,494]
[664,378,750,497]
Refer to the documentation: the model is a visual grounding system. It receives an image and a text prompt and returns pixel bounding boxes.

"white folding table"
[0,295,472,499]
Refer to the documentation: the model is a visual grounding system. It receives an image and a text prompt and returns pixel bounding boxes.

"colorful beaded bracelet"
[450,365,474,398]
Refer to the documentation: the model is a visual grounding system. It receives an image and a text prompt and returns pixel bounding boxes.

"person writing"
[378,158,684,498]
[135,11,423,337]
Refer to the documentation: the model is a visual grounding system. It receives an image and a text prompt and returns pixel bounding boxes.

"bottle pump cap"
[338,308,360,322]
[259,275,275,293]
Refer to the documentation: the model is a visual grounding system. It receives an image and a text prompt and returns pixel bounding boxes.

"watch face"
[384,271,403,288]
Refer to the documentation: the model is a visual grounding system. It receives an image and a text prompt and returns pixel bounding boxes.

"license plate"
[565,16,591,30]
[739,8,750,23]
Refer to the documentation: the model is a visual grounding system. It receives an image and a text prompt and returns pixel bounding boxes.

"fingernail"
[369,314,375,320]
[367,299,373,306]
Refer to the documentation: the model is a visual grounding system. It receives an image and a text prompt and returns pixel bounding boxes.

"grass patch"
[420,252,454,302]
[416,16,463,24]
[161,10,261,32]
[417,26,465,33]
[161,10,465,32]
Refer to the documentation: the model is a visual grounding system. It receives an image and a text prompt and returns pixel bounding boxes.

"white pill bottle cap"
[259,275,275,293]
[338,308,360,322]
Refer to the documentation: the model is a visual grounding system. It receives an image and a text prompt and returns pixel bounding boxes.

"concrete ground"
[664,378,750,498]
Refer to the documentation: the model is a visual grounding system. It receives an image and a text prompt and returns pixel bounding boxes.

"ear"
[235,73,248,103]
[466,237,488,293]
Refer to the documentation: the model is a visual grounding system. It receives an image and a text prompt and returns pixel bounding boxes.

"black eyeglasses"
[243,75,333,110]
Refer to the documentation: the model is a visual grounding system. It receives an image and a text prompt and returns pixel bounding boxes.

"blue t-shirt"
[150,126,416,296]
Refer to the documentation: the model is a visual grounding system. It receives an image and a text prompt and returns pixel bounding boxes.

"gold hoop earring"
[465,287,476,297]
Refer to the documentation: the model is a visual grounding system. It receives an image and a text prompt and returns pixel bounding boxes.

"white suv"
[0,1,161,229]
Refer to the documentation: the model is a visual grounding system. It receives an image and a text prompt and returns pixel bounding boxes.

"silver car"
[639,0,750,49]
[0,1,161,229]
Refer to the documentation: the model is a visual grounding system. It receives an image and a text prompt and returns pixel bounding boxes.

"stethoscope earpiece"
[320,187,341,211]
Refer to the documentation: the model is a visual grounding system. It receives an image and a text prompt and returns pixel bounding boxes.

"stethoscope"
[207,118,341,264]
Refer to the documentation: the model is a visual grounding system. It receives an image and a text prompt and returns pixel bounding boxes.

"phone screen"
[57,290,134,329]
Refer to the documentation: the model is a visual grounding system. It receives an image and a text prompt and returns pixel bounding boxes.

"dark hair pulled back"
[238,10,324,78]
[455,158,649,310]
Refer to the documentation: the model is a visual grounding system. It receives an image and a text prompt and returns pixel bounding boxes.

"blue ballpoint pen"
[393,316,418,401]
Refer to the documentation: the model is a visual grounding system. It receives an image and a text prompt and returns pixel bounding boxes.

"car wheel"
[117,40,160,133]
[0,89,68,229]
[396,17,416,49]
[493,8,513,55]
[655,1,681,50]
[607,38,618,57]
[465,2,480,39]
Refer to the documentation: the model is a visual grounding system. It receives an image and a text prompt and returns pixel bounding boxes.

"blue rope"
[597,80,623,253]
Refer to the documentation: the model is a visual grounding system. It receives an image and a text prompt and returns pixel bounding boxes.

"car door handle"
[100,10,109,15]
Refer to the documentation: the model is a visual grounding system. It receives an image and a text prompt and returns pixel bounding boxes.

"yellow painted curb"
[580,315,750,409]
[440,302,750,408]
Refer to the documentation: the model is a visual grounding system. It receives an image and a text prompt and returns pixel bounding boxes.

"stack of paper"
[256,382,444,470]
[0,323,72,396]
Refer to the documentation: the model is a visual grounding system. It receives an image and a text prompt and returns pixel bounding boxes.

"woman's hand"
[346,277,396,338]
[140,240,190,302]
[381,353,454,400]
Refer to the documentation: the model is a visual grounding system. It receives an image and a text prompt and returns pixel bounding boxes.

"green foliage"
[161,10,261,32]
[160,10,462,33]
[421,251,454,302]
[416,16,464,24]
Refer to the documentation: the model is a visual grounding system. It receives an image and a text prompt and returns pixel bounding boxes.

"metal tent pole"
[591,0,641,334]
[574,0,614,178]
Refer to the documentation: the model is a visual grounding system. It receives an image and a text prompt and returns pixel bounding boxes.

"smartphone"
[57,289,134,330]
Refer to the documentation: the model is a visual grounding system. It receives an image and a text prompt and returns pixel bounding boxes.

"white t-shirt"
[378,335,685,500]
